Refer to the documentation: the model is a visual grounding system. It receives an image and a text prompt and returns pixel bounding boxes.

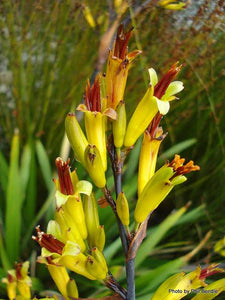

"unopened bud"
[86,256,107,280]
[65,113,88,167]
[113,101,126,148]
[116,192,130,226]
[67,279,79,298]
[83,193,100,247]
[95,225,105,252]
[91,247,108,273]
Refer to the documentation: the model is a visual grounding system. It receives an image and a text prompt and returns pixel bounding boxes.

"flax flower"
[124,63,183,147]
[134,155,200,223]
[152,264,225,300]
[105,24,141,109]
[2,262,32,300]
[138,113,166,195]
[77,77,116,171]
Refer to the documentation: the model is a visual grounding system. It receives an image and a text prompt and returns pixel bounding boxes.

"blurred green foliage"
[0,0,224,299]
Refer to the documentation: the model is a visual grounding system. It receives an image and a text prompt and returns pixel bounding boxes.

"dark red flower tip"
[15,262,23,280]
[147,112,163,139]
[55,157,74,195]
[154,63,182,99]
[7,273,14,283]
[85,77,101,112]
[32,226,65,255]
[113,24,133,60]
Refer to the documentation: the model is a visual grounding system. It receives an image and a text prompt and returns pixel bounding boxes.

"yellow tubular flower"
[95,225,106,252]
[124,86,158,147]
[59,252,96,280]
[116,192,130,226]
[2,272,17,300]
[54,158,92,240]
[138,113,166,196]
[65,113,88,167]
[77,77,116,171]
[134,155,200,223]
[55,207,86,252]
[83,193,100,248]
[124,63,183,147]
[48,265,78,300]
[152,264,225,300]
[15,262,32,299]
[86,256,108,280]
[84,144,106,188]
[91,247,108,274]
[2,262,32,300]
[192,279,225,300]
[33,227,96,280]
[67,279,79,299]
[105,24,141,110]
[113,100,127,148]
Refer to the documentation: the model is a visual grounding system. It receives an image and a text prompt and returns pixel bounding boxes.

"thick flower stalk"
[134,155,200,224]
[105,24,141,110]
[124,63,183,147]
[2,261,32,300]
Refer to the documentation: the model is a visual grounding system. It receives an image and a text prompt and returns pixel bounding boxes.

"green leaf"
[136,204,189,267]
[5,132,22,263]
[20,143,32,205]
[35,140,53,192]
[0,151,9,196]
[158,138,197,163]
[0,233,10,271]
[24,141,37,229]
[136,257,186,295]
[104,237,121,263]
[174,205,205,226]
[125,136,142,180]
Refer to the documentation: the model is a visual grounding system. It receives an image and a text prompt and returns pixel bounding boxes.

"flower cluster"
[33,158,108,299]
[2,261,32,300]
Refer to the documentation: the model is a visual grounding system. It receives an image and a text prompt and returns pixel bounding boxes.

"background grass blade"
[0,151,9,197]
[5,131,22,264]
[20,143,32,204]
[35,140,53,192]
[135,204,190,267]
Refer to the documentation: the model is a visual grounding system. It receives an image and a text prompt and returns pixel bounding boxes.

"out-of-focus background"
[0,0,224,299]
